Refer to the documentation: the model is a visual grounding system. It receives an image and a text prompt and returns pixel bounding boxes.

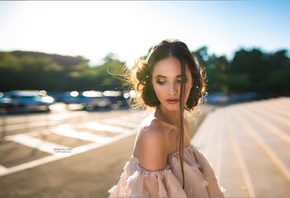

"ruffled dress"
[108,145,225,197]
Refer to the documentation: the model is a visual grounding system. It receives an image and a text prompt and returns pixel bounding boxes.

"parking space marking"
[53,124,113,144]
[0,110,149,177]
[0,165,8,175]
[102,119,139,128]
[5,134,68,155]
[77,122,132,134]
[0,128,136,177]
[0,154,66,177]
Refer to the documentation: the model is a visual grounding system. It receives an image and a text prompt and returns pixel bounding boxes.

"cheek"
[153,84,163,99]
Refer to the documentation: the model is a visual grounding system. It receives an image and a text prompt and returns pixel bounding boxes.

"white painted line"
[5,134,68,155]
[53,124,112,144]
[191,110,218,151]
[62,131,136,155]
[237,106,290,145]
[203,110,222,158]
[233,109,290,186]
[102,119,139,128]
[215,109,224,179]
[227,108,256,198]
[119,112,148,123]
[0,154,65,177]
[0,110,146,177]
[0,128,137,177]
[0,165,8,175]
[77,122,131,134]
[48,111,88,121]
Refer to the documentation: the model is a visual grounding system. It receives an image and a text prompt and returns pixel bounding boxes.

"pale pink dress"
[108,145,225,197]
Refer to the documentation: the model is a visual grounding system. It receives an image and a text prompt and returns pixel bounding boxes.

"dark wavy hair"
[129,39,206,188]
[131,39,205,110]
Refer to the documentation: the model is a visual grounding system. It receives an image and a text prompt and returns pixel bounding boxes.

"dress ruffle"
[108,145,225,198]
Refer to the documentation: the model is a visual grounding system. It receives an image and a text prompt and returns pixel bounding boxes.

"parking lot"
[0,98,289,197]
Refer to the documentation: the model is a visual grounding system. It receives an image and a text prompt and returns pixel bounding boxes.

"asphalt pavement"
[0,133,135,197]
[37,97,290,198]
[0,104,212,198]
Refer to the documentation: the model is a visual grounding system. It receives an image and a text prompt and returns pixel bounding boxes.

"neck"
[156,105,182,126]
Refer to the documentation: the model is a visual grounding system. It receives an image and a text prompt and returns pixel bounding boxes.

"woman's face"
[152,56,193,112]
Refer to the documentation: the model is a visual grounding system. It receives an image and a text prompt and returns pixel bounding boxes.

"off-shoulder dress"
[108,145,225,197]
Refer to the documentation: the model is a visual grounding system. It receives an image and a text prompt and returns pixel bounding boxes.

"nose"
[168,82,178,96]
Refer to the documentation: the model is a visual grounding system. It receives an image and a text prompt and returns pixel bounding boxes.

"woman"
[108,39,225,197]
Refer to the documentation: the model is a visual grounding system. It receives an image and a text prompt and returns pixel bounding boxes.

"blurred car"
[103,90,128,108]
[228,92,260,104]
[63,90,111,111]
[207,92,229,104]
[0,90,54,113]
[46,91,66,102]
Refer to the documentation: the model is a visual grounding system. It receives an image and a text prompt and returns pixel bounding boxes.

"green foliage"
[227,73,251,92]
[94,58,126,91]
[0,48,289,97]
[267,59,290,91]
[195,47,289,95]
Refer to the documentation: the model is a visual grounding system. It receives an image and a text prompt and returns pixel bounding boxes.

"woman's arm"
[133,119,169,171]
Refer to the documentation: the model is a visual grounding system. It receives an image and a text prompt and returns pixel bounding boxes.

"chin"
[164,105,180,112]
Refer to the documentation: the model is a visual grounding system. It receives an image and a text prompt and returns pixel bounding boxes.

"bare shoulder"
[133,116,169,171]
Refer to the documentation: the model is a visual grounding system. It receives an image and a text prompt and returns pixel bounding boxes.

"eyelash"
[156,79,165,85]
[156,78,188,85]
[177,78,188,84]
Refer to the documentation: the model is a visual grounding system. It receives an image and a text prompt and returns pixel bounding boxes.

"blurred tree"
[227,73,251,93]
[267,55,290,95]
[15,56,64,90]
[229,48,289,95]
[229,48,265,92]
[11,51,88,72]
[0,51,88,92]
[68,53,126,91]
[0,48,289,97]
[94,53,126,91]
[0,52,21,91]
[194,47,229,94]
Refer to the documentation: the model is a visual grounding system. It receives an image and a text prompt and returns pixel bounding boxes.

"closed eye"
[156,79,166,85]
[177,78,188,84]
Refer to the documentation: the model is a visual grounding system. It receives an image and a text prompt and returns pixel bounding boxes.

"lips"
[166,99,179,104]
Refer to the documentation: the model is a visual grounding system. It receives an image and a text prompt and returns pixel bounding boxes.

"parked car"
[207,92,229,104]
[0,90,54,113]
[63,90,111,111]
[103,90,128,108]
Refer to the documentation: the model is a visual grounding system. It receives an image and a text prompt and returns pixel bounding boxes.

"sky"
[0,1,289,66]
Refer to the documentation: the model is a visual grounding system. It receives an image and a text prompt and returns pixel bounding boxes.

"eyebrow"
[154,74,188,78]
